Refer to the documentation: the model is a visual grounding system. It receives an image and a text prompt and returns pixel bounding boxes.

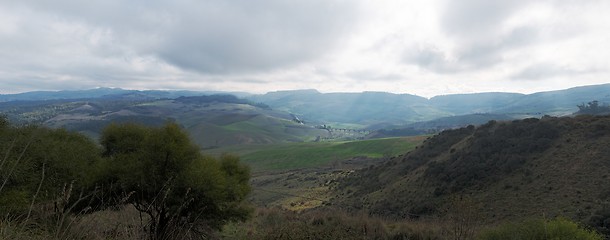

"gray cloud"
[9,0,360,74]
[403,26,540,73]
[1,0,609,96]
[344,70,405,82]
[511,63,596,80]
[405,0,540,72]
[403,46,458,73]
[441,0,528,38]
[161,1,360,73]
[456,26,541,67]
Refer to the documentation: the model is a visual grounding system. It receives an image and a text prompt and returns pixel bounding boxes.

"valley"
[1,85,609,239]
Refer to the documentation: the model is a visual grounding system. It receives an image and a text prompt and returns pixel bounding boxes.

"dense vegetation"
[97,123,252,238]
[425,118,559,194]
[0,117,100,215]
[0,118,251,239]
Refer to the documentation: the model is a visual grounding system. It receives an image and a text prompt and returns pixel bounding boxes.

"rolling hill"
[248,90,438,125]
[3,83,609,132]
[1,95,328,148]
[2,83,610,149]
[335,115,610,231]
[0,87,251,102]
[249,83,610,127]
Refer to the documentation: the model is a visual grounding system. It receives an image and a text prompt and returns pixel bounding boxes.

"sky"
[1,0,609,97]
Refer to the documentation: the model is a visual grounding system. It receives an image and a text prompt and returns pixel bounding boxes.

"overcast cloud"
[1,0,609,97]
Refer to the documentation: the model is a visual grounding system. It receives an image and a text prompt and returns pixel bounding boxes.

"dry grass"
[222,207,462,240]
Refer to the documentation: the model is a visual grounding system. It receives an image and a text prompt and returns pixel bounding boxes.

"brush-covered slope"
[336,115,610,224]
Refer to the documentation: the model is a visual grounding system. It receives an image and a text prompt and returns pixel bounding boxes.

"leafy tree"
[0,120,101,216]
[97,122,251,239]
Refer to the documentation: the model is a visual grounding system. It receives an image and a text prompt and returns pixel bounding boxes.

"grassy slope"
[189,114,328,147]
[205,136,425,172]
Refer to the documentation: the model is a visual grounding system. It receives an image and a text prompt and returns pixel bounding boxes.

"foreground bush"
[96,122,252,239]
[0,122,100,216]
[477,217,603,240]
[223,208,443,240]
[0,119,252,239]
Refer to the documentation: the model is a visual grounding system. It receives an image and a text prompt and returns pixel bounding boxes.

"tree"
[98,122,251,239]
[0,122,101,216]
[577,100,610,115]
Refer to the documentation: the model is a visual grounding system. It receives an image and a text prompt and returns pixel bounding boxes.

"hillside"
[335,115,610,229]
[248,90,437,125]
[1,95,327,148]
[366,113,515,138]
[429,92,524,115]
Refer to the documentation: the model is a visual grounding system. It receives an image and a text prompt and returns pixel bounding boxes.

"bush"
[477,218,603,240]
[97,122,252,239]
[0,124,101,215]
[223,208,444,240]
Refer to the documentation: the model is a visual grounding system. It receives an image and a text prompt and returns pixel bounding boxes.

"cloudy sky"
[1,0,609,97]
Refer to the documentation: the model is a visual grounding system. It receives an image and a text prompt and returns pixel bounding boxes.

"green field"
[204,136,425,172]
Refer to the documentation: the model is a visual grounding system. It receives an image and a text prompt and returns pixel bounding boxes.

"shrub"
[477,218,603,240]
[97,122,252,239]
[0,124,101,215]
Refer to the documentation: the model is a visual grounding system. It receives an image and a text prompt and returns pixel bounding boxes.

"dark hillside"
[335,115,610,230]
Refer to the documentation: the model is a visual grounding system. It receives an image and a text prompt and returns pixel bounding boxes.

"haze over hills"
[247,90,433,125]
[249,83,610,126]
[0,83,609,147]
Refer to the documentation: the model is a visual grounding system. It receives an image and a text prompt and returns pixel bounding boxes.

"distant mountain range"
[0,87,251,102]
[249,83,610,126]
[1,83,609,132]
